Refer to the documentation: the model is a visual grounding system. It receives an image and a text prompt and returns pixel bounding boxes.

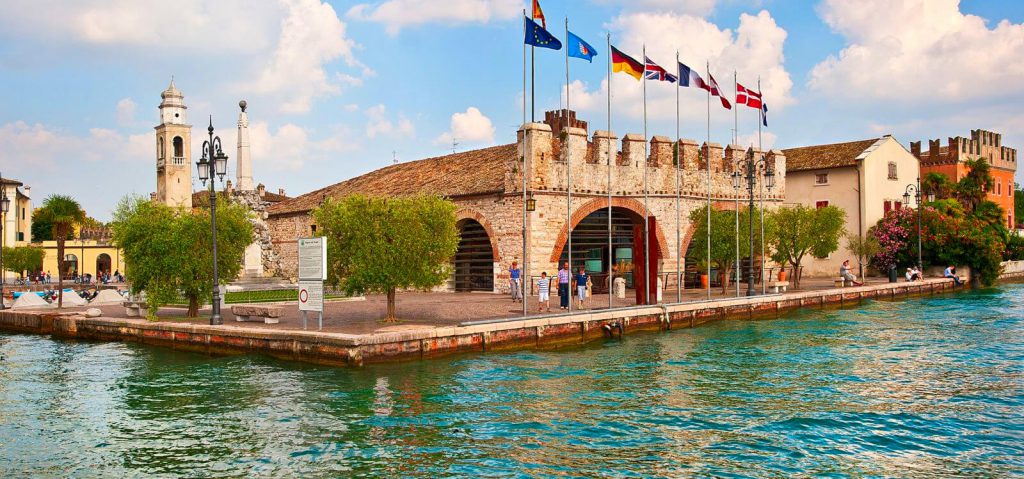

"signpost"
[297,237,326,330]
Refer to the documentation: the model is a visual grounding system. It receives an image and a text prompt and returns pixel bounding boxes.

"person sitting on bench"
[944,265,962,286]
[840,260,863,286]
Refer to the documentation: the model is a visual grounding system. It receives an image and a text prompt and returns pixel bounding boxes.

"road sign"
[298,237,327,281]
[298,280,324,312]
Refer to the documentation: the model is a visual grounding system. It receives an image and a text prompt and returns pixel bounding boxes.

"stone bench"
[833,277,854,288]
[231,305,284,324]
[123,301,148,318]
[767,281,789,293]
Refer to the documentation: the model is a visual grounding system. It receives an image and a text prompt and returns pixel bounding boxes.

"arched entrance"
[63,254,78,279]
[96,253,111,277]
[454,219,494,292]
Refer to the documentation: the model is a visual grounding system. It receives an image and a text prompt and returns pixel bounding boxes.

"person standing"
[509,261,522,303]
[573,265,589,310]
[537,272,550,312]
[557,261,570,310]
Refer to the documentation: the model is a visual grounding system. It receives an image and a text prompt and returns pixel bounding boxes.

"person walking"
[509,261,522,303]
[573,265,589,310]
[537,272,550,312]
[557,261,571,310]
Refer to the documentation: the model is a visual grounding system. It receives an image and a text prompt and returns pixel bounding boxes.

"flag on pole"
[736,83,763,108]
[644,57,677,82]
[532,0,546,29]
[761,103,768,127]
[611,46,644,80]
[705,72,732,110]
[567,31,597,62]
[524,16,561,50]
[677,62,708,89]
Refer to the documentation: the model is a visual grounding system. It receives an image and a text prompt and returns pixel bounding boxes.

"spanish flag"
[532,0,546,29]
[611,46,643,81]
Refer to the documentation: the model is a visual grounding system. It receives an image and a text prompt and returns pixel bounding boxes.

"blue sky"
[1,0,1022,220]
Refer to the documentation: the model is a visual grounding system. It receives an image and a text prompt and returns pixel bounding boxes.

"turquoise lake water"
[1,284,1022,478]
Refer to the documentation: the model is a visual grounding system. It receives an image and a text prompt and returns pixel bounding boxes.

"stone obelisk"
[236,100,254,191]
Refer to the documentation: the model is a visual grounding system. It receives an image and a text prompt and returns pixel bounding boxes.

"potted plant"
[696,260,709,289]
[777,263,788,281]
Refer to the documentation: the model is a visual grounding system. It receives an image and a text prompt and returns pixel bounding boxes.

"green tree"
[955,157,995,213]
[111,195,252,318]
[34,195,86,307]
[3,246,45,279]
[845,232,880,276]
[313,195,459,322]
[687,205,763,293]
[765,205,846,288]
[1014,183,1023,228]
[921,172,955,200]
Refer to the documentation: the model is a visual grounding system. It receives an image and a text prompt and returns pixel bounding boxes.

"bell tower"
[155,78,193,209]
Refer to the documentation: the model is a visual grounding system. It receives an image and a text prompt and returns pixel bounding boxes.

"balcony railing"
[172,156,185,166]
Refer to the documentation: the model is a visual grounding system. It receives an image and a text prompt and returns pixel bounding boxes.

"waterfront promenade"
[0,277,967,366]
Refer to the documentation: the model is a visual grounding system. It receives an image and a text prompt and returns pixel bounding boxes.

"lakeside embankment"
[0,277,974,367]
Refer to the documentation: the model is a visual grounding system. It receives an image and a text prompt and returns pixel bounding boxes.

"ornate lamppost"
[0,173,9,310]
[195,117,228,325]
[903,177,933,273]
[741,149,775,296]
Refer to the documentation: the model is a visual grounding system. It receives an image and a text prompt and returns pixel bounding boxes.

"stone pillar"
[679,139,699,171]
[650,136,672,168]
[592,130,617,166]
[236,100,254,191]
[724,144,745,174]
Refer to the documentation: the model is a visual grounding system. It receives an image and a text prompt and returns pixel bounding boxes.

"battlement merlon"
[514,121,787,198]
[911,129,1017,171]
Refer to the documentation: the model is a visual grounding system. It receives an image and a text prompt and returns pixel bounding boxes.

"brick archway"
[455,209,501,263]
[548,197,671,262]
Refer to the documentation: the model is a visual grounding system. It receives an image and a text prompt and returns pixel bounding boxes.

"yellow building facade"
[39,239,124,280]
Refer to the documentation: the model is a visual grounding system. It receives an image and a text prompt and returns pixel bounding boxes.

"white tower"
[236,100,254,191]
[155,79,193,209]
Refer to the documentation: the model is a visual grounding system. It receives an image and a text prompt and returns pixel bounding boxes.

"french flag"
[677,62,707,89]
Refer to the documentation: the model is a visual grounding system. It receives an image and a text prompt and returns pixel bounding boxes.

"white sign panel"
[298,281,324,312]
[298,237,327,281]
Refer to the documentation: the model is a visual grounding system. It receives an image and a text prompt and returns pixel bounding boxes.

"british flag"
[644,57,677,83]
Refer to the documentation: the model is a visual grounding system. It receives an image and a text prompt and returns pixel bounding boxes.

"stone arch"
[455,209,502,262]
[548,197,671,263]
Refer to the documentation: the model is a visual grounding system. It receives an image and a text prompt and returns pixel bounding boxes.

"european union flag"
[566,31,596,62]
[524,16,561,50]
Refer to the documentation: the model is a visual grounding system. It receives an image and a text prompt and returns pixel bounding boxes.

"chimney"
[225,180,234,196]
[257,183,266,197]
[277,188,286,196]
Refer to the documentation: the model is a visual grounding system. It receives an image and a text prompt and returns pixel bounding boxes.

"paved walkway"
[51,276,897,335]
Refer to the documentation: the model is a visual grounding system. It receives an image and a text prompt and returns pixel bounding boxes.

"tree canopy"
[3,246,45,278]
[687,205,764,292]
[111,195,252,318]
[34,195,86,307]
[313,195,459,321]
[765,204,846,288]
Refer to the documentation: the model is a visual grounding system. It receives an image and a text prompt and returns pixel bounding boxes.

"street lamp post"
[903,177,927,272]
[742,149,775,296]
[731,167,742,297]
[0,173,9,310]
[196,117,228,325]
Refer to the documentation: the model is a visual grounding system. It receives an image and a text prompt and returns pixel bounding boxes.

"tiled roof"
[782,138,879,172]
[260,191,289,203]
[268,143,516,216]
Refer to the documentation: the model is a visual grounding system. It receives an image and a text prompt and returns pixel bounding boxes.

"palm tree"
[36,195,85,308]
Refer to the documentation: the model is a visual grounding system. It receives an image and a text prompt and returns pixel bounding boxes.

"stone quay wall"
[0,278,964,367]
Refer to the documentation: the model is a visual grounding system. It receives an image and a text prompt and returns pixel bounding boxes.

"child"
[537,272,550,312]
[573,266,589,309]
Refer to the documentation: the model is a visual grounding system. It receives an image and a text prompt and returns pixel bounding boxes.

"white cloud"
[347,0,519,35]
[737,131,776,151]
[561,80,601,112]
[0,121,149,171]
[435,107,495,146]
[809,0,1024,102]
[591,0,717,16]
[569,10,792,125]
[250,0,369,114]
[116,98,137,127]
[364,104,415,139]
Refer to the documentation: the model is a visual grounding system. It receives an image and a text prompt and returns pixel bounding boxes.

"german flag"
[611,46,643,81]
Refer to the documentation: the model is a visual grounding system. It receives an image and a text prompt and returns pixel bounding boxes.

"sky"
[1,0,1022,221]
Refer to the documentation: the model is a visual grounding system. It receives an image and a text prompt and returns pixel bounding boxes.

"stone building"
[155,79,193,209]
[911,129,1018,228]
[266,110,787,301]
[782,135,920,277]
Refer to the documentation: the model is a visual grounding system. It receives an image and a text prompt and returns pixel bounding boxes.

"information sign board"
[298,281,324,312]
[298,237,327,281]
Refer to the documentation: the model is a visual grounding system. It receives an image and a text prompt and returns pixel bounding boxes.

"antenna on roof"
[392,150,398,164]
[452,137,459,154]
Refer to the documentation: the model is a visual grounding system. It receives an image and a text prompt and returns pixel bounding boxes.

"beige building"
[1,177,33,281]
[155,79,193,209]
[782,135,920,277]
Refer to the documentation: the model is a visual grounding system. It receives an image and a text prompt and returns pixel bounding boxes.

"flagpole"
[642,44,650,306]
[530,12,535,122]
[758,75,766,295]
[522,10,527,127]
[607,33,613,311]
[734,70,740,297]
[565,17,572,313]
[675,50,682,304]
[705,60,711,301]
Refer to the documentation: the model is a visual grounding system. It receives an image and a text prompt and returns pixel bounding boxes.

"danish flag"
[736,83,763,109]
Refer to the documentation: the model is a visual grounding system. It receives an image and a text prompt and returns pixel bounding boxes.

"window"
[815,200,829,209]
[997,181,1002,195]
[895,201,902,210]
[815,173,828,184]
[884,200,892,213]
[888,162,898,180]
[310,224,317,234]
[172,136,184,164]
